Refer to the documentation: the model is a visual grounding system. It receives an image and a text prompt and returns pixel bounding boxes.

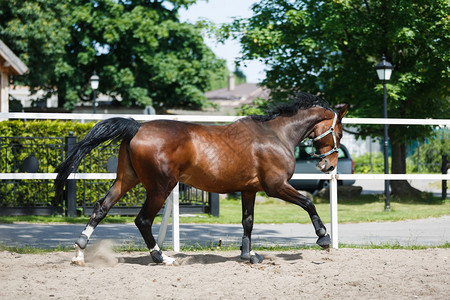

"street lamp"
[375,54,394,211]
[90,71,99,114]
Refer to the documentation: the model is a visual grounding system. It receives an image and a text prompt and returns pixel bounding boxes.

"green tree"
[410,129,450,173]
[0,0,226,111]
[225,0,450,196]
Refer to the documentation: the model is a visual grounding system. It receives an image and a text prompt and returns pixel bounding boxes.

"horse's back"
[128,119,198,163]
[127,119,265,193]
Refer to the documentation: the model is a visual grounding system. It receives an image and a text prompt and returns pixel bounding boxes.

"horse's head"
[310,105,348,173]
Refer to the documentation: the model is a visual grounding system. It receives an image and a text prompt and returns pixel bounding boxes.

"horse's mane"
[250,92,332,122]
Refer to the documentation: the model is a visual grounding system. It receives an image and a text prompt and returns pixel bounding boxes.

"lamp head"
[90,71,99,90]
[375,55,394,81]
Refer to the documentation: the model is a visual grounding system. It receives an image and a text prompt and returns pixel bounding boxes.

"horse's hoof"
[72,244,85,266]
[162,253,179,266]
[321,244,331,252]
[316,234,331,249]
[250,253,264,264]
[165,260,180,266]
[150,250,164,264]
[71,258,85,266]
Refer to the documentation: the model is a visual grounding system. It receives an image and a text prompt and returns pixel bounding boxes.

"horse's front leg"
[240,191,264,264]
[266,183,331,249]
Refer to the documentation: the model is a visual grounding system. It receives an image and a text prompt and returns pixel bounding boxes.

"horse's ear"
[338,105,348,120]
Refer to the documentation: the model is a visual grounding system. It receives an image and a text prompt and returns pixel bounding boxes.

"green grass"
[0,243,73,254]
[1,194,449,225]
[179,194,450,224]
[339,241,450,250]
[177,241,450,251]
[0,215,136,224]
[1,241,448,254]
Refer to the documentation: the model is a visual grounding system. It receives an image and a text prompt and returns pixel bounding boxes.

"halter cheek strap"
[311,113,339,159]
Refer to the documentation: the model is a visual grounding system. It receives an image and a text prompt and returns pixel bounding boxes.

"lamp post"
[90,71,99,114]
[375,55,394,211]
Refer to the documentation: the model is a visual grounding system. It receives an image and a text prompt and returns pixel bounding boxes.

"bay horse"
[55,93,347,265]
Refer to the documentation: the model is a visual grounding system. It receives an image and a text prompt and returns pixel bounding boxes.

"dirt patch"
[0,245,448,299]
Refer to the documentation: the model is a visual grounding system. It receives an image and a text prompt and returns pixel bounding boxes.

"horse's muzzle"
[317,160,335,173]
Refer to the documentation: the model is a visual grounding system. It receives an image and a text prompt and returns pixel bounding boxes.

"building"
[0,39,28,114]
[169,74,270,116]
[205,75,270,115]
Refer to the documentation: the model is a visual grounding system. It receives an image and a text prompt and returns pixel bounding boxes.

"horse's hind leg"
[72,144,139,265]
[134,181,178,265]
[240,191,264,264]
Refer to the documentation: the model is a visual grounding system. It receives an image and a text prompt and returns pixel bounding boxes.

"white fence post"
[157,191,172,247]
[172,183,180,252]
[157,182,180,252]
[329,169,339,249]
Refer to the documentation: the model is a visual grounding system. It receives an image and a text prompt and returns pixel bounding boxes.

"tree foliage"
[410,129,450,173]
[226,0,449,143]
[0,0,226,111]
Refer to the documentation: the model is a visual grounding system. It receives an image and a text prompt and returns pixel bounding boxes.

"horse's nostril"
[328,166,335,172]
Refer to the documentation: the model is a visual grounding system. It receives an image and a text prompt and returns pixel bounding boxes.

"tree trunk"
[57,85,65,109]
[390,141,422,197]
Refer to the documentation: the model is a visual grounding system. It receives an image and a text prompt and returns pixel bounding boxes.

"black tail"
[55,117,141,197]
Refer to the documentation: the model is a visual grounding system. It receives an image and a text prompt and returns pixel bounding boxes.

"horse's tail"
[55,117,141,197]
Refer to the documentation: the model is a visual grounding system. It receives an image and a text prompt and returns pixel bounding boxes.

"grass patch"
[252,194,450,224]
[0,243,73,254]
[0,215,136,224]
[176,242,450,252]
[339,241,450,250]
[1,194,449,225]
[2,241,448,254]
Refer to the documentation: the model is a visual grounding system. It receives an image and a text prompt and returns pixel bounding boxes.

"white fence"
[1,112,449,250]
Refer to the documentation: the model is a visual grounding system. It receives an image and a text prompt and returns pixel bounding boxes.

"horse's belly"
[179,170,261,194]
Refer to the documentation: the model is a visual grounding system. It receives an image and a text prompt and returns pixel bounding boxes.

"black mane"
[251,92,331,122]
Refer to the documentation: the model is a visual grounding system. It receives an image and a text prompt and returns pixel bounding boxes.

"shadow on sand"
[119,251,304,266]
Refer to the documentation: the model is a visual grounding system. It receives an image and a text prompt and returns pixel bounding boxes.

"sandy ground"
[0,241,449,300]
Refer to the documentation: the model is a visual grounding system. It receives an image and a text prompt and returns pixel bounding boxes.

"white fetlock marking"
[81,225,95,239]
[150,244,161,252]
[249,251,256,256]
[161,253,177,266]
[71,244,85,265]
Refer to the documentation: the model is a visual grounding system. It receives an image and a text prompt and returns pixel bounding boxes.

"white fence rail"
[1,112,449,250]
[1,172,448,181]
[2,112,450,126]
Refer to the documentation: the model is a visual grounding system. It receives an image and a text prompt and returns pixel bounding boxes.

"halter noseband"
[311,113,339,159]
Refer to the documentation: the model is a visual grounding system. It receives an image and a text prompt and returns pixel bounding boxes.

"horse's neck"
[268,108,324,150]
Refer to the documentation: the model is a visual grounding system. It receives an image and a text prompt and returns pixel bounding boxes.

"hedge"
[0,120,125,208]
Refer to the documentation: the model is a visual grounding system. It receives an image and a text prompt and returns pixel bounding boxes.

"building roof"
[205,83,270,111]
[205,83,268,101]
[0,39,28,75]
